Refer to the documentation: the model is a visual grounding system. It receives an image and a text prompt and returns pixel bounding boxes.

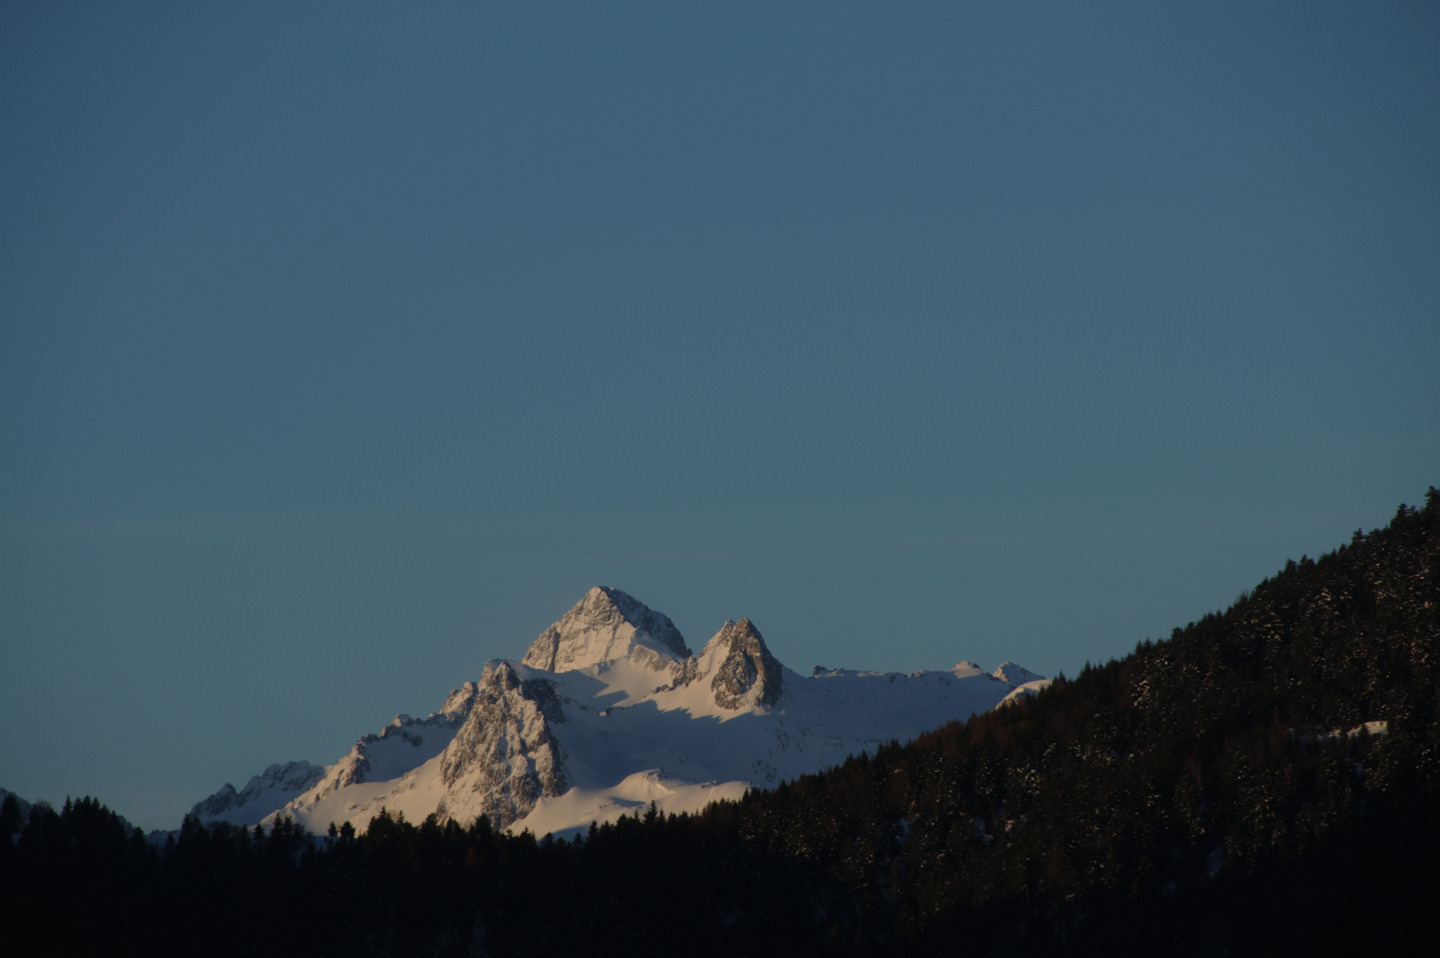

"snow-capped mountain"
[192,587,1048,839]
[521,585,690,672]
[187,760,326,828]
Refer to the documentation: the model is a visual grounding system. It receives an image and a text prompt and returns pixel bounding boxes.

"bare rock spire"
[702,618,784,709]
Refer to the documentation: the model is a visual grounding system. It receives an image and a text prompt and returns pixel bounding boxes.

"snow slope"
[188,760,325,828]
[193,587,1048,838]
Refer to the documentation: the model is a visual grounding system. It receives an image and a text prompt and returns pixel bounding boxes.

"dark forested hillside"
[4,491,1436,956]
[730,490,1440,953]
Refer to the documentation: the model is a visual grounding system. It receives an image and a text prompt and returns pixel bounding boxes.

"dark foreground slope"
[3,491,1436,956]
[743,491,1440,954]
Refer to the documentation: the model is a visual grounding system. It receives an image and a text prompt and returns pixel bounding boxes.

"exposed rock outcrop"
[189,760,326,827]
[189,586,1043,838]
[438,661,568,829]
[522,586,691,673]
[439,680,480,716]
[298,694,476,805]
[702,618,784,710]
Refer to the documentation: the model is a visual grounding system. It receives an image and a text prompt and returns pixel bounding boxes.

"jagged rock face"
[439,661,568,829]
[191,587,1047,839]
[522,586,691,673]
[704,618,784,710]
[304,699,475,804]
[440,680,480,716]
[189,760,326,827]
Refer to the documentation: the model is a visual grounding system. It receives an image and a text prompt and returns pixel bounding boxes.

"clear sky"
[3,2,1437,831]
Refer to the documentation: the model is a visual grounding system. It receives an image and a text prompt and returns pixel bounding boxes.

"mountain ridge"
[190,588,1045,836]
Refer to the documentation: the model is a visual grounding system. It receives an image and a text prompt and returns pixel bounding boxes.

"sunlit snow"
[193,588,1045,838]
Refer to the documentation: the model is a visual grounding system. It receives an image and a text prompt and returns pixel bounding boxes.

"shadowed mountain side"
[190,588,1042,836]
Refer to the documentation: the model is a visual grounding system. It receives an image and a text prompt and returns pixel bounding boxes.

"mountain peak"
[522,587,691,673]
[701,617,784,709]
[993,661,1044,687]
[189,591,1046,839]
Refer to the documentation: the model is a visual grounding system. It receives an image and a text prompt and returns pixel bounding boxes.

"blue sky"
[3,2,1438,831]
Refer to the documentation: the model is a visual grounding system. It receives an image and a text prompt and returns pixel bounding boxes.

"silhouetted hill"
[723,489,1439,952]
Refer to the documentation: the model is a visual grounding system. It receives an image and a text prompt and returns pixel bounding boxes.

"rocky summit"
[190,588,1046,837]
[703,618,784,709]
[521,585,691,673]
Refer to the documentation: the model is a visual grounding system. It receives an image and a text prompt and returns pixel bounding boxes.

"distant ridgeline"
[3,490,1436,955]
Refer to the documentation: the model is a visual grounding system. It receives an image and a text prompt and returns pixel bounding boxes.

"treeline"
[3,490,1437,955]
[724,491,1440,952]
[0,794,816,956]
